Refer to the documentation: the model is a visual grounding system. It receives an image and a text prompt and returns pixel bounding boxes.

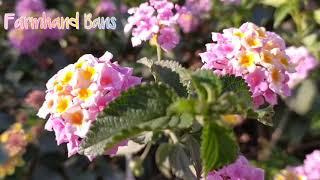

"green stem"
[156,43,161,61]
[164,130,178,144]
[140,143,152,161]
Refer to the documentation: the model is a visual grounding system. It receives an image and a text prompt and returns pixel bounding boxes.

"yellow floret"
[239,51,257,68]
[78,88,93,101]
[61,71,74,85]
[56,96,71,113]
[82,66,96,81]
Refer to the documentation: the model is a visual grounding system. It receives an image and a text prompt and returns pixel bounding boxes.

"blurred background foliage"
[0,0,319,179]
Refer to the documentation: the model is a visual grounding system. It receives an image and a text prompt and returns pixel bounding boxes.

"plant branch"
[156,43,161,61]
[140,143,152,161]
[164,130,179,144]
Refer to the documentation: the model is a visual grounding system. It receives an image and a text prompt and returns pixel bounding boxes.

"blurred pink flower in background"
[124,0,180,51]
[8,29,44,54]
[24,90,45,110]
[276,150,320,179]
[44,9,66,40]
[286,46,319,88]
[293,150,320,179]
[15,0,45,16]
[207,155,264,180]
[8,0,65,54]
[176,0,212,33]
[95,0,117,16]
[0,123,30,157]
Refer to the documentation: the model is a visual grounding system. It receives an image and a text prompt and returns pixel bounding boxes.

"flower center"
[56,97,71,113]
[81,66,96,80]
[70,111,84,126]
[239,52,255,68]
[246,36,261,48]
[78,88,93,101]
[271,68,281,83]
[61,71,74,85]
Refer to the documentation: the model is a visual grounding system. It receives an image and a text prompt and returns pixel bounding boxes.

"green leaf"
[247,106,275,126]
[156,143,174,178]
[286,80,317,115]
[169,144,197,180]
[273,2,296,28]
[79,83,178,157]
[220,76,253,108]
[302,33,318,47]
[168,99,196,115]
[182,135,202,178]
[201,122,238,174]
[261,0,287,7]
[137,57,153,68]
[152,60,190,97]
[191,70,222,102]
[177,113,194,129]
[310,113,320,135]
[138,58,191,97]
[314,9,320,25]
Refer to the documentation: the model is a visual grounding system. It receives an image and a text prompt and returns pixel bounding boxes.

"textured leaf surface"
[138,58,191,97]
[220,76,253,108]
[152,60,190,97]
[191,70,222,101]
[169,144,197,180]
[79,83,178,157]
[156,143,174,178]
[201,122,238,174]
[247,106,275,126]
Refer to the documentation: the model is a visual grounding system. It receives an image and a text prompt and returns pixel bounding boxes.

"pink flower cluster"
[8,0,64,54]
[37,51,141,158]
[124,0,180,51]
[176,0,213,33]
[292,150,320,179]
[286,46,319,88]
[200,22,295,108]
[207,155,264,180]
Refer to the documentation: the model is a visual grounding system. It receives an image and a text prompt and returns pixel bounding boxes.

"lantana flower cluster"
[275,150,320,180]
[286,46,319,88]
[8,0,64,54]
[124,0,180,51]
[176,0,212,33]
[0,123,32,178]
[293,150,320,179]
[37,51,141,158]
[207,155,264,180]
[200,22,295,108]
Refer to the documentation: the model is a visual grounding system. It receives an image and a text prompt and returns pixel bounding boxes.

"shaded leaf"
[138,58,191,97]
[182,135,202,179]
[191,70,222,102]
[156,143,174,178]
[201,122,238,174]
[247,106,275,126]
[169,144,197,180]
[220,76,253,108]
